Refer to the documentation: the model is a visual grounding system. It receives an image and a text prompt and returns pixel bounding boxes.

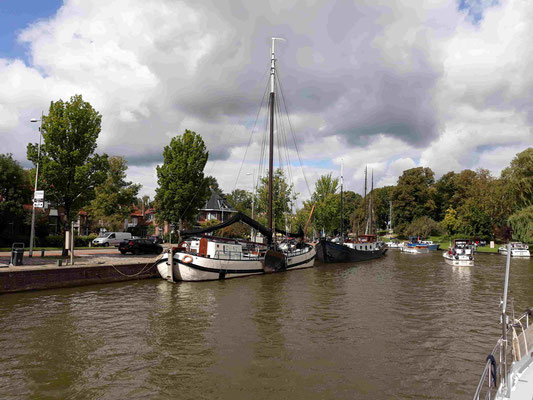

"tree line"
[1,94,531,247]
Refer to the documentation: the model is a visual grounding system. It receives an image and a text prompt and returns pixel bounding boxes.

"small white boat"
[498,242,530,257]
[387,240,403,249]
[473,244,533,399]
[401,243,429,254]
[443,239,474,266]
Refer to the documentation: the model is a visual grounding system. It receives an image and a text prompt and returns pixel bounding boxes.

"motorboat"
[498,242,530,258]
[473,244,533,399]
[401,243,430,254]
[443,239,474,266]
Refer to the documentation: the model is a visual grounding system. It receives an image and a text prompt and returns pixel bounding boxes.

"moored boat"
[498,242,530,258]
[401,243,429,254]
[387,239,403,249]
[316,234,387,263]
[156,38,316,282]
[156,214,315,281]
[443,239,474,266]
[473,244,533,399]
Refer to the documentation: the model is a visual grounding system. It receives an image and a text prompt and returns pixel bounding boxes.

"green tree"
[0,154,32,242]
[457,199,492,239]
[443,207,460,236]
[392,167,436,228]
[226,189,253,215]
[311,173,340,236]
[508,206,533,243]
[502,148,533,210]
[87,156,141,231]
[205,176,223,196]
[434,171,457,221]
[256,168,296,230]
[406,216,440,238]
[155,130,209,229]
[373,186,394,231]
[26,95,108,241]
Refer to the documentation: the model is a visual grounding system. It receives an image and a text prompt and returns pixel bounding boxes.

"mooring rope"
[107,254,165,277]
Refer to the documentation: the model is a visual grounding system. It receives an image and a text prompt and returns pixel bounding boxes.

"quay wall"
[0,263,159,294]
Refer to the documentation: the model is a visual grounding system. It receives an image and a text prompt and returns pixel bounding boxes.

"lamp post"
[246,170,255,241]
[29,114,43,257]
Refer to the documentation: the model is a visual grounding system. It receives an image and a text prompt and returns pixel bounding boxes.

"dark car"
[119,239,163,255]
[149,235,163,244]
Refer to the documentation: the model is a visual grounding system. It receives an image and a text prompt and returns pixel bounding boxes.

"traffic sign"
[33,201,44,208]
[34,190,44,200]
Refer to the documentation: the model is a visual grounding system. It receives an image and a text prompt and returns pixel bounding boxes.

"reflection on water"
[0,253,531,399]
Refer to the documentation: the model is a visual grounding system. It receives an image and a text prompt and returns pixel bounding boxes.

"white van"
[92,232,132,247]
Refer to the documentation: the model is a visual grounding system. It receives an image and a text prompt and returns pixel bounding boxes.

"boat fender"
[469,256,473,260]
[455,255,459,260]
[486,355,497,388]
[182,255,193,264]
[526,308,533,317]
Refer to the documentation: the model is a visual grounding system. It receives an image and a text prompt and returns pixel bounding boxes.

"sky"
[0,0,531,206]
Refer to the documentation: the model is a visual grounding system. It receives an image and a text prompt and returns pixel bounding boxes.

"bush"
[406,216,440,238]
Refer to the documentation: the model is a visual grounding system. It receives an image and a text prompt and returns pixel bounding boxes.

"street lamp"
[246,170,255,241]
[29,114,43,257]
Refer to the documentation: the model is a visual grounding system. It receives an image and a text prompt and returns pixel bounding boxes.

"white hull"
[157,247,316,282]
[401,246,429,254]
[498,249,531,257]
[443,252,474,266]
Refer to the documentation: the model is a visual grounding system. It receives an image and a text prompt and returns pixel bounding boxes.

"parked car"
[119,239,163,255]
[93,232,132,247]
[149,235,163,244]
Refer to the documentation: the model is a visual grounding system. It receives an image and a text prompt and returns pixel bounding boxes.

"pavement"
[0,247,166,270]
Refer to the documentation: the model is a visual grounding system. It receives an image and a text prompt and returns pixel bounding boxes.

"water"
[1,251,532,399]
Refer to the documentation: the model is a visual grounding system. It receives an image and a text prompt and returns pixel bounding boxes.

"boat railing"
[213,250,263,261]
[473,309,532,400]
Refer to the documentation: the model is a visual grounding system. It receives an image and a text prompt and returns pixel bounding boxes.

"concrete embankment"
[0,255,163,294]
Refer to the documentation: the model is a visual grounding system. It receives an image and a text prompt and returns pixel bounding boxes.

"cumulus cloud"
[1,0,532,202]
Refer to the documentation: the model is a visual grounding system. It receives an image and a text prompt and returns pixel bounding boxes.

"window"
[108,234,115,239]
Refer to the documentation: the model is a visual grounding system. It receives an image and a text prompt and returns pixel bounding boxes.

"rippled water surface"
[1,251,532,399]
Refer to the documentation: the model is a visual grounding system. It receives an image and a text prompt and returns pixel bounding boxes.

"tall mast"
[268,37,284,232]
[364,166,368,235]
[370,169,374,235]
[340,160,344,239]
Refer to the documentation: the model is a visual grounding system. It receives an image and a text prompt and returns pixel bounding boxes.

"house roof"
[200,188,236,212]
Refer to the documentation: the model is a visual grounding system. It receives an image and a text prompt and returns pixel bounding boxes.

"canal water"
[1,251,532,399]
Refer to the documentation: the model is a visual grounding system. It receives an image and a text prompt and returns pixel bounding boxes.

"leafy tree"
[311,173,341,236]
[392,167,436,227]
[434,171,457,221]
[205,176,224,196]
[256,168,296,230]
[406,216,440,238]
[26,95,108,245]
[457,199,492,239]
[343,190,363,235]
[502,147,533,210]
[373,186,394,231]
[87,156,141,231]
[312,173,338,202]
[443,207,460,236]
[155,130,209,230]
[508,206,533,243]
[0,154,32,241]
[226,189,253,215]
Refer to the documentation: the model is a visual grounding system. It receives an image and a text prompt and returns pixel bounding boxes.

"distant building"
[197,188,236,224]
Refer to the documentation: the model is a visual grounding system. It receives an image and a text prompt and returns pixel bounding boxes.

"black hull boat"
[316,238,387,263]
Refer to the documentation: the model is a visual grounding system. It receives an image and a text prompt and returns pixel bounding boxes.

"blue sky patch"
[458,0,499,23]
[0,0,63,61]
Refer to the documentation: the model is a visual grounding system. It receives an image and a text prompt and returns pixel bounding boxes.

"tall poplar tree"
[26,94,108,230]
[155,130,209,230]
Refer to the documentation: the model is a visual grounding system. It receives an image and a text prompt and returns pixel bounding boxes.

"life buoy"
[182,255,193,264]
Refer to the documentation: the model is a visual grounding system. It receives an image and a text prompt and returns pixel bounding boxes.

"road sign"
[34,190,44,200]
[33,201,44,208]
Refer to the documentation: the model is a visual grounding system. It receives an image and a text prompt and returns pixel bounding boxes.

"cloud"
[0,0,532,202]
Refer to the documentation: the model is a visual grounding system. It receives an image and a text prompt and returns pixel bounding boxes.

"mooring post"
[167,247,174,282]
